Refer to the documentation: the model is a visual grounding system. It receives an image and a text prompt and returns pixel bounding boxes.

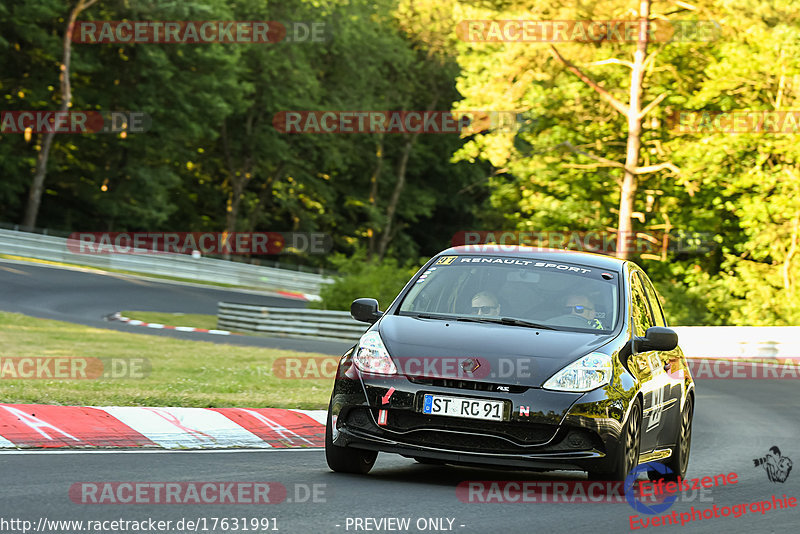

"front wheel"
[588,398,642,481]
[325,410,377,474]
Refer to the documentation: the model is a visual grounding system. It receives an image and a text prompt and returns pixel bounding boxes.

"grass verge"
[0,311,333,409]
[121,311,219,331]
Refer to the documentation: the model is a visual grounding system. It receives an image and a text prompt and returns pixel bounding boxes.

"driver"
[565,294,603,329]
[471,291,501,316]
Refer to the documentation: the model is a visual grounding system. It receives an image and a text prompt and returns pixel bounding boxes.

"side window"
[639,273,667,327]
[629,272,654,337]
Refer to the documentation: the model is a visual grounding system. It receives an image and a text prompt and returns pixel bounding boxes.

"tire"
[325,409,378,474]
[588,397,642,481]
[650,395,693,481]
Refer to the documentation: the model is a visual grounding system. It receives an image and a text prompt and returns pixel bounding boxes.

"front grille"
[408,376,528,393]
[342,407,598,454]
[395,430,531,453]
[388,410,555,445]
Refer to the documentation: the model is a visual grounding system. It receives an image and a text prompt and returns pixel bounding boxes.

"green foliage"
[451,0,800,326]
[1,0,486,261]
[313,249,423,311]
[653,276,726,327]
[2,0,799,326]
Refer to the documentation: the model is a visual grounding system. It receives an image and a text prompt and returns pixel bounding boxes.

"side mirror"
[351,298,383,324]
[636,326,678,352]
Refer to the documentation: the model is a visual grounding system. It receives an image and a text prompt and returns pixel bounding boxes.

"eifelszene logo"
[625,462,678,515]
[753,446,793,483]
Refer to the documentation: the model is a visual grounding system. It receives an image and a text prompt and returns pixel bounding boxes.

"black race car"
[325,246,694,480]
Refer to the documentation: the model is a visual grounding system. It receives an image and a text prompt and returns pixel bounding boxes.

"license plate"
[422,394,504,421]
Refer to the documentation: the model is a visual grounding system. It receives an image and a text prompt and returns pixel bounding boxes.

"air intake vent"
[408,376,527,393]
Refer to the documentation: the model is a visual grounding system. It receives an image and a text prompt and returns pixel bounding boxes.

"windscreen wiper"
[454,316,484,323]
[409,313,458,320]
[456,316,557,330]
[498,317,557,330]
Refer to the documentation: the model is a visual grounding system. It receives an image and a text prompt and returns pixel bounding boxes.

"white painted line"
[97,407,270,449]
[289,409,328,426]
[0,405,81,443]
[111,314,231,336]
[0,435,16,448]
[0,265,30,275]
[239,409,315,447]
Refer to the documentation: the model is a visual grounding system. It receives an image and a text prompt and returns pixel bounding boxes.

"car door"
[638,271,683,448]
[629,270,667,454]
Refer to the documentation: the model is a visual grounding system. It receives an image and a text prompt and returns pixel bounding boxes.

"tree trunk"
[551,0,676,260]
[376,134,416,260]
[783,212,799,291]
[221,119,252,259]
[375,95,438,259]
[616,0,651,260]
[367,136,384,259]
[21,0,97,230]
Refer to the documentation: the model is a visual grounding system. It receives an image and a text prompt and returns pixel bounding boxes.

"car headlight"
[543,352,613,392]
[353,331,397,375]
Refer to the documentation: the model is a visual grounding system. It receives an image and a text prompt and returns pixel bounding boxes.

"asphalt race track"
[0,260,351,354]
[0,379,798,534]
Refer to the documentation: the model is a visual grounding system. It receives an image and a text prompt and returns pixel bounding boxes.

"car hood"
[377,315,614,388]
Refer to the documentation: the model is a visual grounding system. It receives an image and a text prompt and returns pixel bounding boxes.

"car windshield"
[398,255,619,332]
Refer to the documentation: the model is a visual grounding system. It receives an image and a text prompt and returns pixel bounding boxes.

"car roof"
[438,245,627,272]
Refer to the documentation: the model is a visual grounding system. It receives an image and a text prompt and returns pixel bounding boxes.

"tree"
[548,0,680,259]
[452,0,800,325]
[22,0,98,230]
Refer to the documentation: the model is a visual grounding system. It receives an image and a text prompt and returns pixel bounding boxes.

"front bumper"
[329,360,633,472]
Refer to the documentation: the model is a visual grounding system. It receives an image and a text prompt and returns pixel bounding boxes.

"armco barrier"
[215,305,800,355]
[0,227,332,296]
[217,303,367,342]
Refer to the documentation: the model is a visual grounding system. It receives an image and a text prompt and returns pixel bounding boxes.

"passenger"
[565,294,603,329]
[471,291,501,316]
